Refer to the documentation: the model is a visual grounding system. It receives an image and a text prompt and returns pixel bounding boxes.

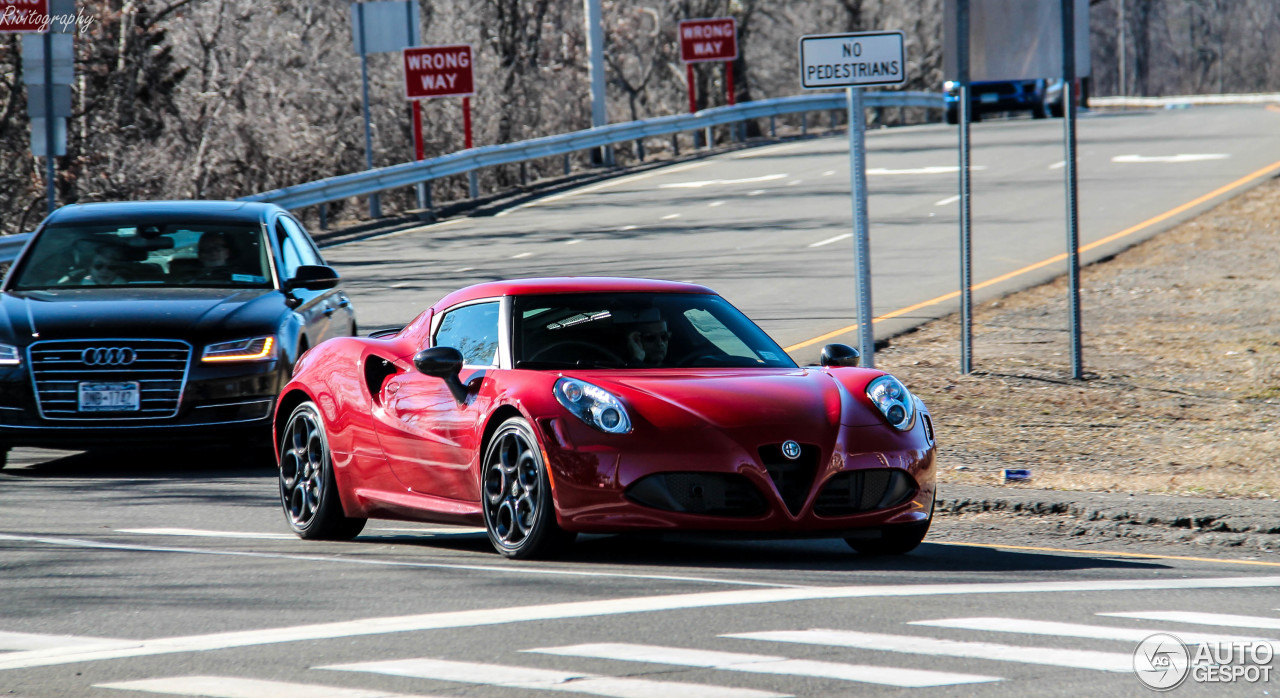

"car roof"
[433,277,716,309]
[41,201,283,227]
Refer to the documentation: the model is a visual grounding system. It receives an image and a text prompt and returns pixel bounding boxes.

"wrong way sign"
[799,31,906,89]
[403,44,474,100]
[678,17,736,63]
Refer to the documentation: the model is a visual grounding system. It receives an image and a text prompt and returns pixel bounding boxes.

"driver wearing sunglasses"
[626,319,671,366]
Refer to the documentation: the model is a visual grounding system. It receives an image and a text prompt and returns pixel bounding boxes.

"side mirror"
[820,343,861,368]
[284,264,340,292]
[413,347,468,402]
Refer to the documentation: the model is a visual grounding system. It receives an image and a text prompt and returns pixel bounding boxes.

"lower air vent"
[626,473,767,517]
[813,469,918,517]
[758,443,820,516]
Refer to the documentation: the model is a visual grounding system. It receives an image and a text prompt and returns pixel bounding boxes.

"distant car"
[944,79,1052,123]
[275,277,937,559]
[0,201,356,466]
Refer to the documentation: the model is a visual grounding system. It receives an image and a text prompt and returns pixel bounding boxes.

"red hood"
[577,368,885,430]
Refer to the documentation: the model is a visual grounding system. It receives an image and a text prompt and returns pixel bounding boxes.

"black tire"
[278,401,366,540]
[944,107,958,125]
[1032,101,1048,119]
[481,417,575,559]
[1049,101,1064,118]
[846,495,934,555]
[0,445,9,470]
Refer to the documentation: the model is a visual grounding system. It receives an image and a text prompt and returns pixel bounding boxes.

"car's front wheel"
[279,401,366,540]
[481,416,575,559]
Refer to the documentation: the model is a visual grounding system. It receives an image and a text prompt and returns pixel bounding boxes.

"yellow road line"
[786,157,1280,352]
[936,540,1280,568]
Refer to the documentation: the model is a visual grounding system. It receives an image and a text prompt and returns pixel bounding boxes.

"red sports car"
[274,277,936,559]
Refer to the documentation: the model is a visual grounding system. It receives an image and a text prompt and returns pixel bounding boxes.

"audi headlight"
[202,336,277,363]
[554,377,632,434]
[867,374,915,430]
[0,343,20,366]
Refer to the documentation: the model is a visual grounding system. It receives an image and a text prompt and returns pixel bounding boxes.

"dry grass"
[875,177,1280,498]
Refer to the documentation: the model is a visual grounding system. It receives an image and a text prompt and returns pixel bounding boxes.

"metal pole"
[1063,0,1083,379]
[1118,0,1126,99]
[356,3,380,218]
[848,87,874,368]
[584,0,607,164]
[958,0,973,375]
[42,30,55,214]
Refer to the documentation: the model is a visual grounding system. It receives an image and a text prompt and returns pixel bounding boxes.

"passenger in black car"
[68,244,129,286]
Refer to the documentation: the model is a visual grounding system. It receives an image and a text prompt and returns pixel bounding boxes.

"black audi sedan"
[0,201,356,466]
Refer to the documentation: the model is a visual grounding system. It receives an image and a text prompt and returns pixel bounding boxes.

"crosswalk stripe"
[323,658,788,698]
[0,631,130,651]
[528,643,1000,687]
[727,629,1134,673]
[1100,611,1280,631]
[912,617,1280,650]
[96,675,428,698]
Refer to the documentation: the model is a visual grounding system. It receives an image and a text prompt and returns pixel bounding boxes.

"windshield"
[9,223,273,290]
[513,292,797,369]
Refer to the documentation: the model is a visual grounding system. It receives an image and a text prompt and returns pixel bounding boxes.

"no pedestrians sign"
[799,31,906,89]
[679,17,737,63]
[403,44,474,100]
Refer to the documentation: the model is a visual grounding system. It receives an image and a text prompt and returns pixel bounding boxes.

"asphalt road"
[4,106,1280,697]
[2,452,1279,697]
[325,104,1280,363]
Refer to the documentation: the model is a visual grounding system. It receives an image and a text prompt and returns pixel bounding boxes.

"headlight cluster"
[202,336,277,363]
[867,374,915,431]
[0,343,20,366]
[554,377,632,434]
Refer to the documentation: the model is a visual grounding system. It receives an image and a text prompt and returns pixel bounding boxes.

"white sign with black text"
[799,31,906,89]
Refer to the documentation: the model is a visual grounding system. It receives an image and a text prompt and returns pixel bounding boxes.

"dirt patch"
[876,176,1280,500]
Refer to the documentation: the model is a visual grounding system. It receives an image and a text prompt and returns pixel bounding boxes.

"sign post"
[679,17,737,147]
[403,44,476,195]
[799,31,906,368]
[8,0,73,217]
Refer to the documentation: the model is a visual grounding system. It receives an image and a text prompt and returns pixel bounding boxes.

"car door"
[374,299,502,502]
[273,217,334,346]
[279,216,355,339]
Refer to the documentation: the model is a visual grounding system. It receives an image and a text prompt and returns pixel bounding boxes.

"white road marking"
[620,225,638,231]
[912,617,1280,651]
[1100,611,1280,631]
[564,239,583,245]
[747,190,766,196]
[330,217,469,248]
[1112,154,1230,164]
[455,267,474,273]
[496,161,711,215]
[1,565,1278,671]
[809,233,851,248]
[530,643,999,688]
[389,282,411,289]
[661,213,681,220]
[934,195,960,206]
[512,252,534,259]
[0,631,129,652]
[324,658,786,698]
[708,200,726,207]
[821,170,836,176]
[1050,160,1066,169]
[117,528,295,541]
[660,174,788,189]
[728,629,1133,672]
[866,166,986,176]
[98,676,426,698]
[786,179,803,186]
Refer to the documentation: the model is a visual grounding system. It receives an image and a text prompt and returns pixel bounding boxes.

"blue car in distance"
[944,79,1053,123]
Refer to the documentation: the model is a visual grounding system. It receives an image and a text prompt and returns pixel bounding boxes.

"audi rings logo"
[82,347,137,366]
[781,440,802,460]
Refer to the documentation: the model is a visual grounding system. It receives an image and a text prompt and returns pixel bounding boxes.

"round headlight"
[555,378,633,435]
[867,374,915,431]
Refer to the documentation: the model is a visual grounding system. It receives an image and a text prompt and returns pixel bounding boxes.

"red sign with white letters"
[403,44,475,100]
[678,17,737,63]
[0,0,50,33]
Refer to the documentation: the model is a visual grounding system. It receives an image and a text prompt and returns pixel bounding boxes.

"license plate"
[980,93,999,104]
[78,382,140,412]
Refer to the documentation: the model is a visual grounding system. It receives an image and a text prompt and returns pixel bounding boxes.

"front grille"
[758,443,820,516]
[29,339,191,420]
[813,469,917,517]
[626,472,767,517]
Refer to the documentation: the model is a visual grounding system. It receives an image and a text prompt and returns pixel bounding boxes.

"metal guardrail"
[239,91,943,211]
[0,233,31,265]
[1089,93,1280,108]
